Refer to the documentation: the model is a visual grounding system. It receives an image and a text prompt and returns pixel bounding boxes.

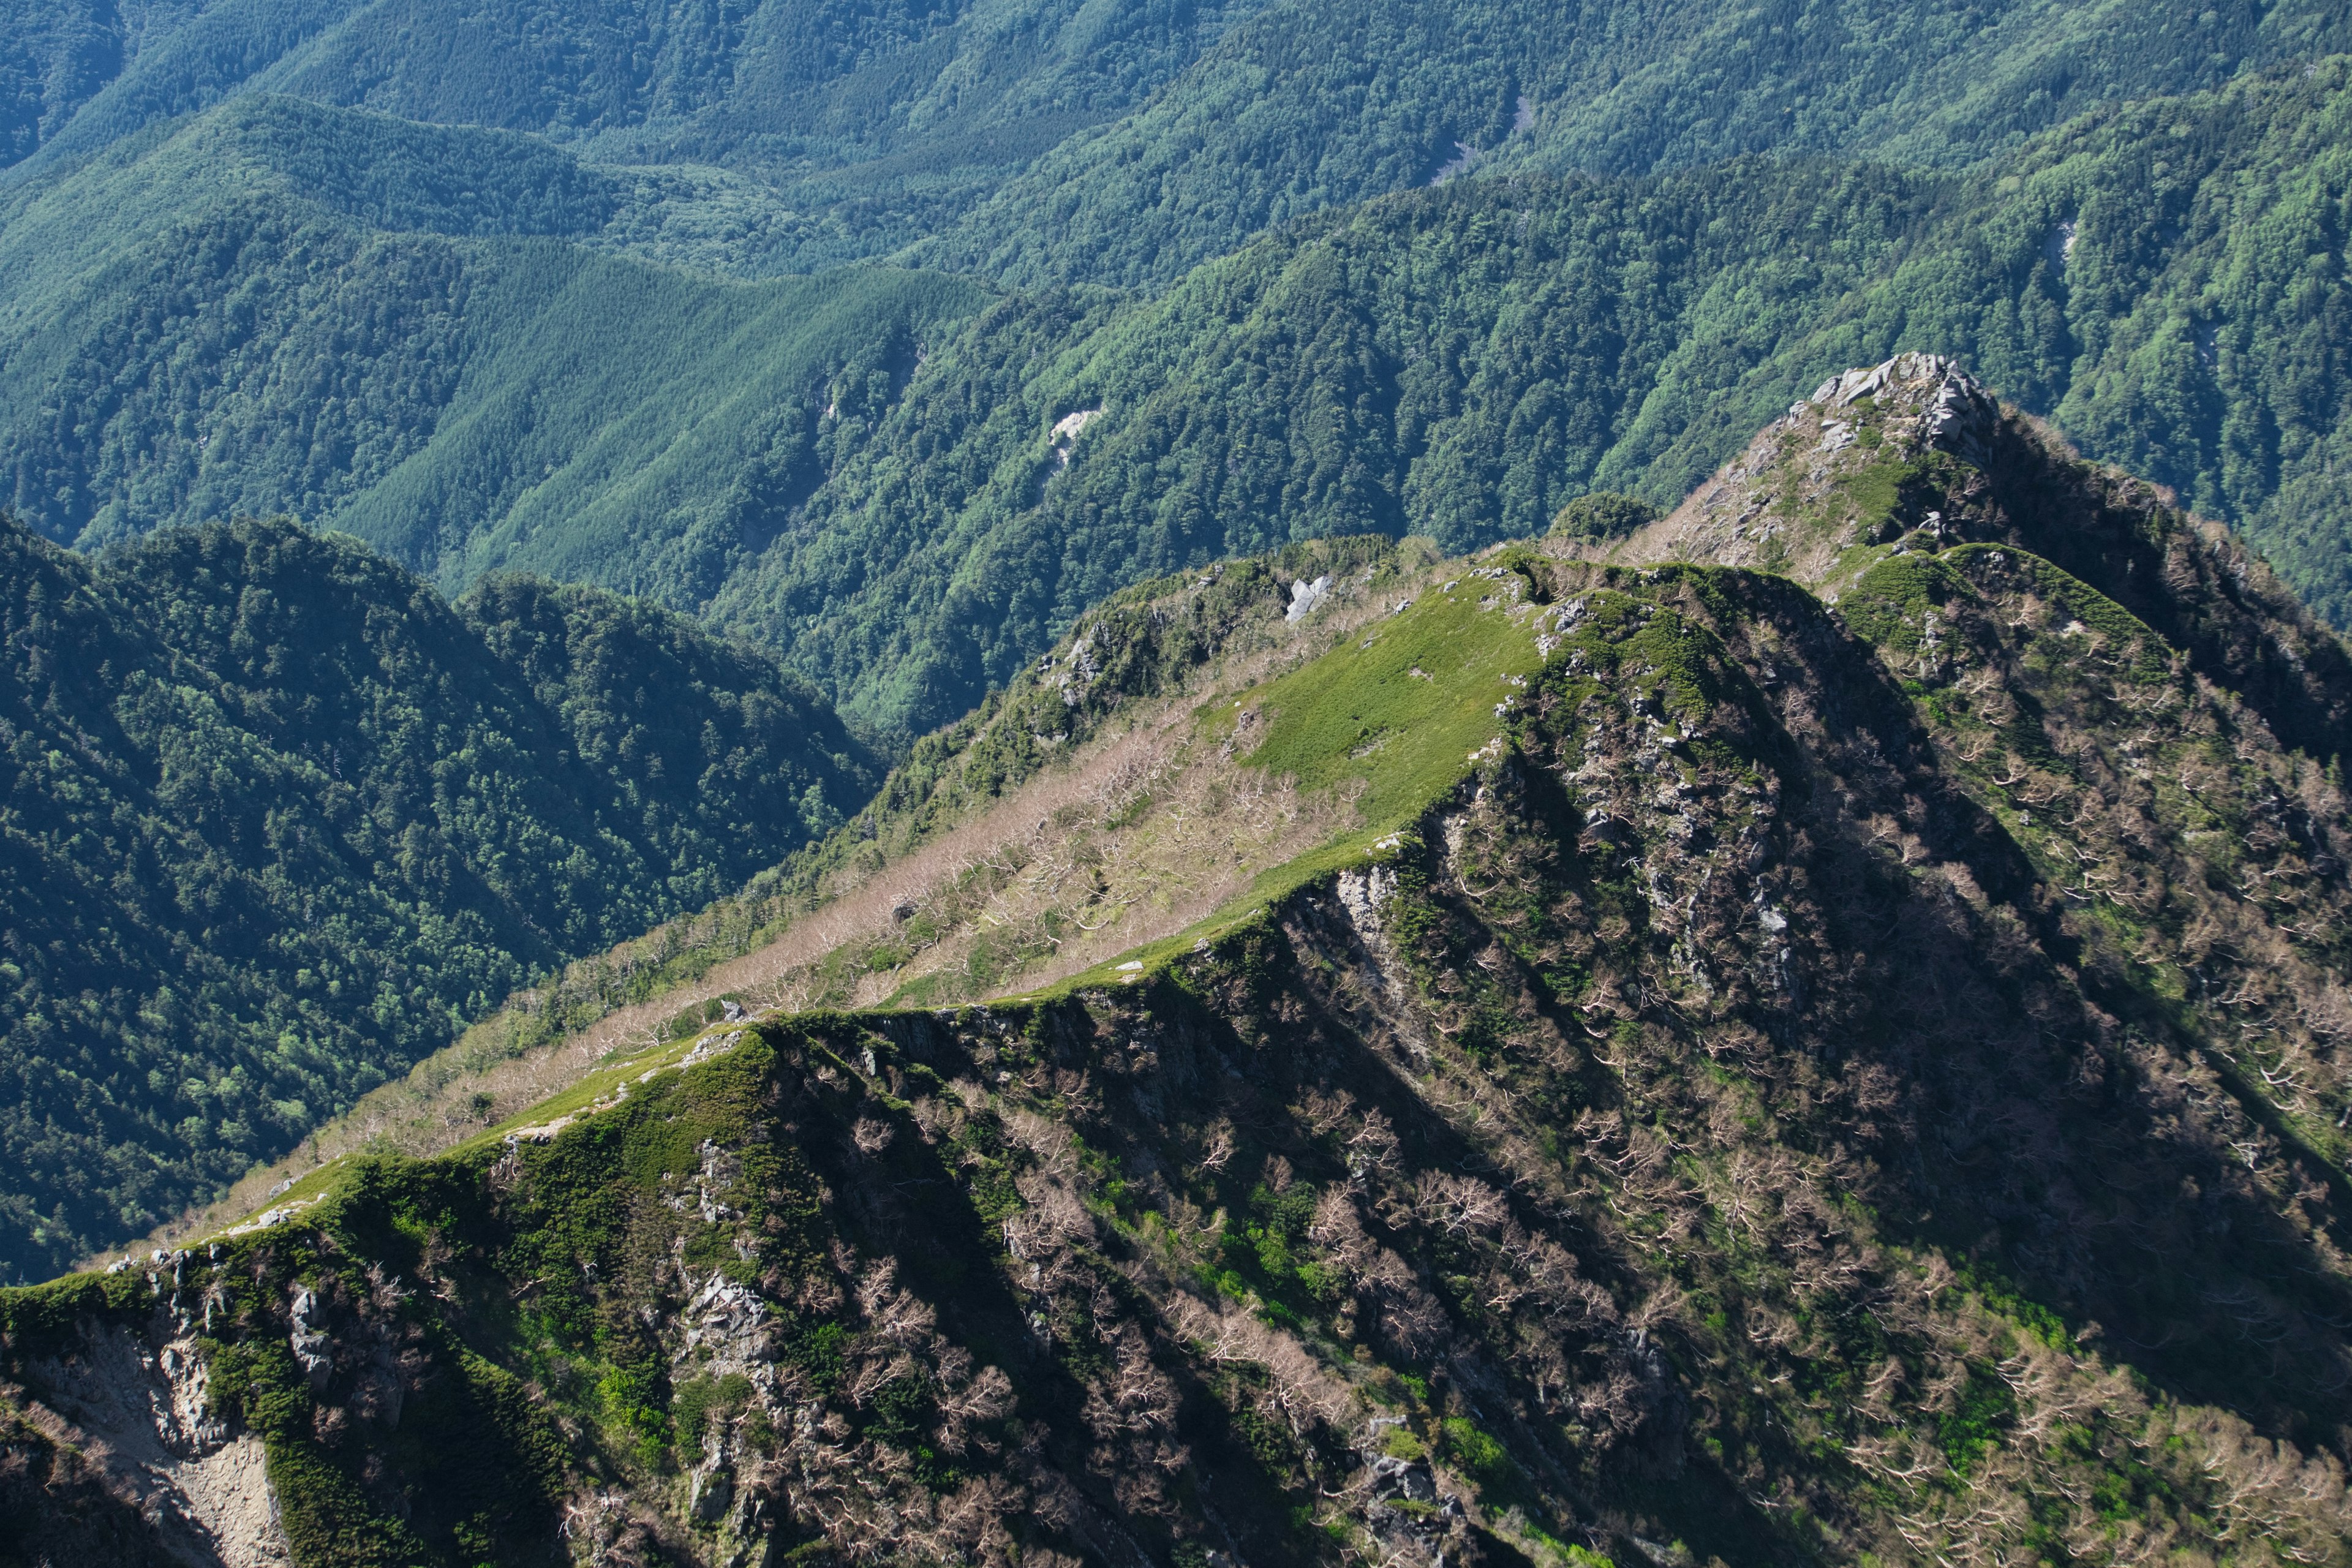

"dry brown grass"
[113,554,1468,1262]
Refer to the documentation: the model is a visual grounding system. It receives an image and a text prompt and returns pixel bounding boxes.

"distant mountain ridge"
[0,94,990,592]
[7,0,2348,280]
[8,65,2352,752]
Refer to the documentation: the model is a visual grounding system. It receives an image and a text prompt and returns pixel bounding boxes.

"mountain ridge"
[7,2,2352,1555]
[10,362,2346,1565]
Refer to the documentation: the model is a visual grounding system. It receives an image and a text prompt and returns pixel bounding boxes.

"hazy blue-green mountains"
[0,94,989,587]
[0,513,869,1278]
[0,0,1265,270]
[8,0,2348,285]
[906,0,2352,290]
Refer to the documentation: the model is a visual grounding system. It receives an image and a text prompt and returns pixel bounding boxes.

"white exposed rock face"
[680,1270,770,1374]
[681,1027,748,1069]
[1334,864,1396,939]
[2047,216,2079,273]
[1286,575,1332,622]
[1330,864,1423,1052]
[1049,407,1101,467]
[695,1137,744,1223]
[29,1318,291,1567]
[1920,363,1999,462]
[1042,630,1101,706]
[288,1286,331,1392]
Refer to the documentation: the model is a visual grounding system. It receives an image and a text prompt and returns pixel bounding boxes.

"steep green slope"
[11,0,2345,290]
[8,367,2350,1565]
[909,0,2352,289]
[0,96,990,595]
[0,513,872,1281]
[0,0,1263,265]
[714,161,1937,740]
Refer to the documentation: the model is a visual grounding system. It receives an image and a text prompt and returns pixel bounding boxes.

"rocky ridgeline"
[1601,353,2000,584]
[1602,353,2352,765]
[4,369,2352,1567]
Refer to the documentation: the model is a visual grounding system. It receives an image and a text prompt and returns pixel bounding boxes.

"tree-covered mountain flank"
[5,0,2346,283]
[717,60,2352,740]
[0,513,871,1281]
[9,363,2351,1567]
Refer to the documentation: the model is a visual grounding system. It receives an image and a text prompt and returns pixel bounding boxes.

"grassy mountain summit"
[1600,353,2352,766]
[6,368,2348,1566]
[0,514,872,1281]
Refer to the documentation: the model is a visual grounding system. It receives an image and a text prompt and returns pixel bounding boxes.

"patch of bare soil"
[20,1315,289,1566]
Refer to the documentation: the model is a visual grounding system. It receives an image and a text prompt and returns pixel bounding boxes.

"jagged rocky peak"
[1597,352,2352,764]
[1809,352,2001,464]
[1597,353,2019,585]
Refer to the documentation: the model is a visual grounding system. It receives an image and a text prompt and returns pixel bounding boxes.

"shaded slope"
[0,514,872,1280]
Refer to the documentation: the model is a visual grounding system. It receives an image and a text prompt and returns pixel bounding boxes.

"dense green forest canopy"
[0,94,990,584]
[5,0,2348,281]
[720,62,2352,738]
[903,0,2352,289]
[0,513,870,1280]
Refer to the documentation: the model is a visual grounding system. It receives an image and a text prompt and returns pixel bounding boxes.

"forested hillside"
[0,94,989,589]
[0,514,870,1280]
[7,0,2347,287]
[907,0,2352,288]
[718,62,2352,739]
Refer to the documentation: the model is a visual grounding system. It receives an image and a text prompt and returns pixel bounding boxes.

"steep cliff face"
[7,368,2352,1568]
